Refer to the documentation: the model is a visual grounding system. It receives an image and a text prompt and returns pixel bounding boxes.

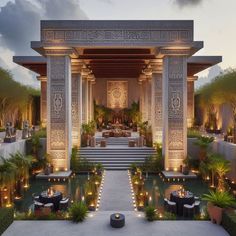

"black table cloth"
[170,191,195,216]
[39,191,63,211]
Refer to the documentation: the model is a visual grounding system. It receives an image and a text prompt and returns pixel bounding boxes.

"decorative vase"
[182,166,189,175]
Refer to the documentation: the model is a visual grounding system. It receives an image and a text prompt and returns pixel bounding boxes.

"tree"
[197,69,236,142]
[9,153,33,197]
[0,67,39,127]
[0,157,16,207]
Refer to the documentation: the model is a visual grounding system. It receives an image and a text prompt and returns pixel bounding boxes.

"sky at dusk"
[0,0,235,88]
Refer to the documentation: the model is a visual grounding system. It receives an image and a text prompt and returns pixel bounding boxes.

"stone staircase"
[95,137,131,146]
[78,139,155,170]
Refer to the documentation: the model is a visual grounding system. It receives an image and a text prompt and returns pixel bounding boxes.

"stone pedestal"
[162,55,188,171]
[47,54,72,171]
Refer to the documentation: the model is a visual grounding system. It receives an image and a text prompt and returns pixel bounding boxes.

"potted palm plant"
[203,190,236,225]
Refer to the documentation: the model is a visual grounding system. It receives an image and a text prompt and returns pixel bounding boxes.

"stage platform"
[36,171,72,180]
[161,171,197,180]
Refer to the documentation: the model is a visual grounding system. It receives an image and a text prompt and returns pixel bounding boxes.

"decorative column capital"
[81,65,92,78]
[138,73,147,82]
[143,65,152,76]
[87,73,96,82]
[44,47,78,58]
[187,76,198,81]
[159,47,194,57]
[149,59,163,74]
[37,76,47,82]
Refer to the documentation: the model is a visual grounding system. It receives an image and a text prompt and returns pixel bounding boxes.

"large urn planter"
[207,202,223,225]
[182,166,189,175]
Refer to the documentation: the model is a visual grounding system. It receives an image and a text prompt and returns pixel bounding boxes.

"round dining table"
[39,190,63,211]
[170,191,195,216]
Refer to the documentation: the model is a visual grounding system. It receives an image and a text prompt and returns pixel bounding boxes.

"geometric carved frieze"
[168,129,184,150]
[50,57,66,83]
[51,90,65,121]
[50,150,66,159]
[42,29,192,44]
[168,56,184,80]
[168,150,184,160]
[50,123,65,150]
[168,85,183,119]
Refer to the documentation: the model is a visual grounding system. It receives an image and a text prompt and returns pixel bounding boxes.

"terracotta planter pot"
[207,202,223,225]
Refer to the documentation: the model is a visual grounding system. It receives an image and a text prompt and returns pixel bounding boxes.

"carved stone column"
[187,76,197,128]
[151,70,162,144]
[88,80,91,121]
[143,67,152,125]
[82,67,91,124]
[46,53,72,171]
[139,74,146,122]
[72,73,82,147]
[87,74,95,121]
[37,76,47,128]
[162,55,188,171]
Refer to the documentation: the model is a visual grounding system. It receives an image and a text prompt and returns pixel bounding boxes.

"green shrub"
[161,212,176,220]
[14,211,66,220]
[0,208,14,235]
[69,202,88,222]
[145,206,157,221]
[187,128,201,138]
[222,211,236,236]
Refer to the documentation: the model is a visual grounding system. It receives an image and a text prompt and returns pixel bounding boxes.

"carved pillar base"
[47,55,72,171]
[163,56,187,171]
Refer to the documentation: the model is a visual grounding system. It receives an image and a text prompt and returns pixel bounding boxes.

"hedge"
[222,210,236,236]
[0,207,14,235]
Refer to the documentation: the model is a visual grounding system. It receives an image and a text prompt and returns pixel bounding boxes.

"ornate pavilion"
[13,20,221,171]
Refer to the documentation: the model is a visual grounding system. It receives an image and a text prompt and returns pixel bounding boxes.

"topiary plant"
[68,202,88,222]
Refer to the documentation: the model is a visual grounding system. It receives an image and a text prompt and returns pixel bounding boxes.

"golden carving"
[107,81,128,109]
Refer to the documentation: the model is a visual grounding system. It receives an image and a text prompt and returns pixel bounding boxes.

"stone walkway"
[99,171,133,211]
[3,212,229,236]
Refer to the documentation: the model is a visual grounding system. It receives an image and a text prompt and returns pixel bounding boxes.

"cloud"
[174,0,202,8]
[0,0,88,55]
[0,0,88,87]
